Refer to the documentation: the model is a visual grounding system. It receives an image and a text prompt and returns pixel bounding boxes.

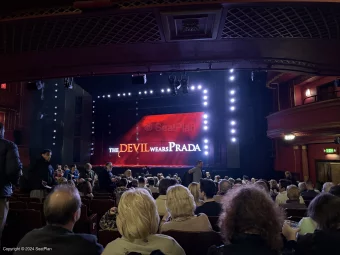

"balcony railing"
[303,90,340,105]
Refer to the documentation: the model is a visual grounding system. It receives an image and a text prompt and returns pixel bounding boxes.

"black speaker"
[13,130,22,145]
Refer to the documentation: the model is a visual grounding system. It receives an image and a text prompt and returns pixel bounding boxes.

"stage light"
[128,92,131,96]
[284,134,295,141]
[230,106,235,111]
[92,127,94,129]
[203,95,208,100]
[55,96,57,98]
[93,106,95,108]
[231,129,236,134]
[54,113,57,115]
[92,111,94,113]
[203,114,208,119]
[91,143,94,145]
[229,76,235,81]
[108,95,111,98]
[204,151,209,155]
[55,106,57,109]
[55,83,58,86]
[103,95,105,98]
[118,93,121,97]
[231,137,237,143]
[92,131,94,134]
[150,90,153,94]
[53,136,56,139]
[144,91,147,94]
[55,89,58,92]
[190,86,195,90]
[54,119,56,122]
[161,89,164,93]
[93,101,95,103]
[198,85,202,90]
[204,120,208,124]
[229,69,234,73]
[92,122,94,124]
[204,139,208,143]
[230,90,235,95]
[203,102,208,106]
[203,126,208,130]
[167,88,171,93]
[204,145,208,149]
[98,96,100,98]
[53,130,56,133]
[230,98,235,103]
[230,120,236,125]
[203,89,207,94]
[53,143,55,146]
[123,93,126,96]
[139,91,141,95]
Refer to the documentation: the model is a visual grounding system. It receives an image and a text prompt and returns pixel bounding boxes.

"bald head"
[44,185,81,226]
[322,182,334,193]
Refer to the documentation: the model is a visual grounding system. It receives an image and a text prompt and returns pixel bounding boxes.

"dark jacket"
[301,190,319,201]
[29,157,56,190]
[208,234,294,255]
[15,225,103,255]
[98,169,114,191]
[195,201,222,217]
[0,138,22,197]
[294,229,340,255]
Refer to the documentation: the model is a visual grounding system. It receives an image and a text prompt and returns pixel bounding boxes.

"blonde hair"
[287,185,300,200]
[117,188,159,241]
[188,182,201,205]
[166,185,196,218]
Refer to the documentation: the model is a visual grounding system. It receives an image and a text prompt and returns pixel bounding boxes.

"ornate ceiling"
[1,0,340,82]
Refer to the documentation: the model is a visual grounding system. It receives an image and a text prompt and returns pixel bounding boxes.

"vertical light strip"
[228,69,237,143]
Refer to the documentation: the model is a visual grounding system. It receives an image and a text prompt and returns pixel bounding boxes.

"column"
[301,145,309,181]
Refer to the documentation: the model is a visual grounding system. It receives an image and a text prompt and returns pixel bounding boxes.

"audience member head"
[64,165,69,171]
[131,179,138,188]
[234,178,242,185]
[124,169,132,178]
[56,165,62,170]
[287,185,300,201]
[214,175,221,183]
[44,185,81,230]
[105,162,113,171]
[148,178,155,186]
[71,164,77,172]
[298,182,307,192]
[269,180,279,189]
[305,179,314,190]
[84,163,92,172]
[0,122,4,139]
[255,180,270,193]
[228,178,235,185]
[153,177,158,186]
[206,172,211,178]
[329,185,340,197]
[200,179,216,200]
[219,185,284,251]
[322,182,334,193]
[279,179,291,192]
[218,180,232,195]
[41,149,52,162]
[138,177,146,186]
[242,175,249,181]
[117,178,128,188]
[308,193,340,231]
[251,178,256,184]
[158,178,177,195]
[285,171,292,179]
[188,182,201,204]
[117,189,159,241]
[166,185,195,218]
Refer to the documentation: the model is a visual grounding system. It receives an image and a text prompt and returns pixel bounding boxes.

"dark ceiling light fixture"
[181,75,189,94]
[168,75,177,96]
[64,77,73,89]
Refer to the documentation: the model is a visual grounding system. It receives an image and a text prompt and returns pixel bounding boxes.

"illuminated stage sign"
[109,142,201,157]
[324,148,338,154]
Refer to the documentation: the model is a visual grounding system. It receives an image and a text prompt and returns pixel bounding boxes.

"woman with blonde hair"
[161,185,212,233]
[188,182,204,206]
[102,189,185,255]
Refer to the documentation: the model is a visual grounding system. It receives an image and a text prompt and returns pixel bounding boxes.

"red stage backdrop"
[0,112,5,125]
[109,112,203,166]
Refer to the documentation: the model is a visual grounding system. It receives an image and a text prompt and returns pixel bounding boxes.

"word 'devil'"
[109,142,201,157]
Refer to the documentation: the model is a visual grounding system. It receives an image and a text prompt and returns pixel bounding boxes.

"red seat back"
[162,230,223,255]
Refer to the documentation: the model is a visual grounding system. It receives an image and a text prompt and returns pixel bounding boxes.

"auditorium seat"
[19,197,41,204]
[98,230,121,247]
[9,201,27,210]
[162,230,223,255]
[208,216,220,232]
[73,204,97,235]
[27,202,45,225]
[90,199,115,225]
[2,209,42,250]
[285,208,307,222]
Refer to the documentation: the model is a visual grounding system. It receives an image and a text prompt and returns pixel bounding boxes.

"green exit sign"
[324,148,337,154]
